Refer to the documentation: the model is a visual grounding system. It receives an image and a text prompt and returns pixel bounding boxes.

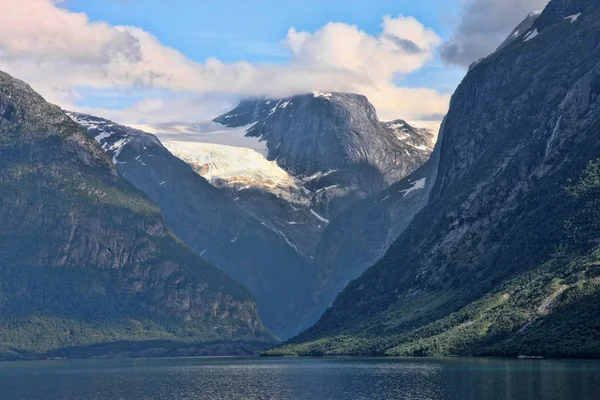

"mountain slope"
[215,93,431,219]
[0,71,276,360]
[269,0,600,357]
[69,113,314,339]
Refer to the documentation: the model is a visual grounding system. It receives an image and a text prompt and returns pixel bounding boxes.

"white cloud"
[0,0,452,124]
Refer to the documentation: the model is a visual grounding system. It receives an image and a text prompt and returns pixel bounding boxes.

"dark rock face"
[69,113,313,339]
[270,1,600,357]
[215,93,430,218]
[215,96,437,329]
[300,150,441,331]
[0,70,275,359]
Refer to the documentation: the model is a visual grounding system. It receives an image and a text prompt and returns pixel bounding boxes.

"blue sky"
[65,0,461,63]
[64,0,466,94]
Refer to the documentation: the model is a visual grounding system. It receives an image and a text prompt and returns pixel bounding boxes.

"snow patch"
[315,184,339,195]
[132,121,267,156]
[310,209,330,224]
[268,100,283,116]
[313,92,332,99]
[399,178,427,197]
[164,141,298,192]
[376,195,391,203]
[565,13,582,23]
[304,170,338,182]
[406,142,429,151]
[159,181,167,186]
[524,29,538,42]
[106,137,131,164]
[261,222,301,253]
[95,130,114,144]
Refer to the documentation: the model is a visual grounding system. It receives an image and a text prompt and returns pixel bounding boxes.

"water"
[0,357,599,400]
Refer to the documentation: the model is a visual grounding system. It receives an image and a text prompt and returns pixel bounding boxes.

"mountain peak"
[213,92,372,129]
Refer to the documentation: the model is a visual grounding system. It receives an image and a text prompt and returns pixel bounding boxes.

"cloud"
[440,0,550,67]
[0,0,451,124]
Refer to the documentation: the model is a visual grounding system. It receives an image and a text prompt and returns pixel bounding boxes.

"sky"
[0,0,550,128]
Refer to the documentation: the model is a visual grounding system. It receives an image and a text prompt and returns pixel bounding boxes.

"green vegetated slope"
[267,0,600,358]
[0,71,274,360]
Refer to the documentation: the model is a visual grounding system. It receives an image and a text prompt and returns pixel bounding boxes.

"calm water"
[0,357,599,400]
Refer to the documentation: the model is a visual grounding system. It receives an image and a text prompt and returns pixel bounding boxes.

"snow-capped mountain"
[214,92,432,219]
[69,92,436,336]
[151,93,435,262]
[68,112,315,339]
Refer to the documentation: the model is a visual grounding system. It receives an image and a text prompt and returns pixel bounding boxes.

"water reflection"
[0,357,599,400]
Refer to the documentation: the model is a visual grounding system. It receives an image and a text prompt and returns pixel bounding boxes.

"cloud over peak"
[0,0,451,124]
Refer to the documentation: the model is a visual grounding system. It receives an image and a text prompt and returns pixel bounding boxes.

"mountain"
[69,113,316,339]
[162,138,325,261]
[268,0,600,358]
[96,94,433,337]
[298,153,440,331]
[0,70,276,360]
[214,93,432,219]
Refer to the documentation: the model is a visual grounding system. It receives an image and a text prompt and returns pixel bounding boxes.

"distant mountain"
[269,0,600,358]
[0,70,275,360]
[69,113,314,339]
[215,93,432,218]
[95,93,434,337]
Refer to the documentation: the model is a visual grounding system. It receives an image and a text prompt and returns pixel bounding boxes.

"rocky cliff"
[0,70,275,360]
[269,0,600,357]
[215,93,431,218]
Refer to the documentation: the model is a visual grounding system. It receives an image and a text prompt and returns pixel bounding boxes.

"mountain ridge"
[0,70,275,360]
[267,1,600,357]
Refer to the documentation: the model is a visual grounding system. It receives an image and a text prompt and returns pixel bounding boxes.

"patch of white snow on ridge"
[106,137,131,164]
[406,142,429,151]
[314,184,340,195]
[280,101,290,108]
[313,92,332,99]
[95,130,114,144]
[310,209,330,224]
[130,121,268,156]
[268,100,283,116]
[163,141,300,192]
[399,178,427,197]
[565,13,582,23]
[524,29,539,42]
[261,222,301,253]
[304,170,338,182]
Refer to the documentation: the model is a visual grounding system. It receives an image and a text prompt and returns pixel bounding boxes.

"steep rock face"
[300,150,441,330]
[215,93,429,218]
[0,71,275,359]
[162,140,325,261]
[384,119,436,152]
[270,0,600,357]
[69,113,314,339]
